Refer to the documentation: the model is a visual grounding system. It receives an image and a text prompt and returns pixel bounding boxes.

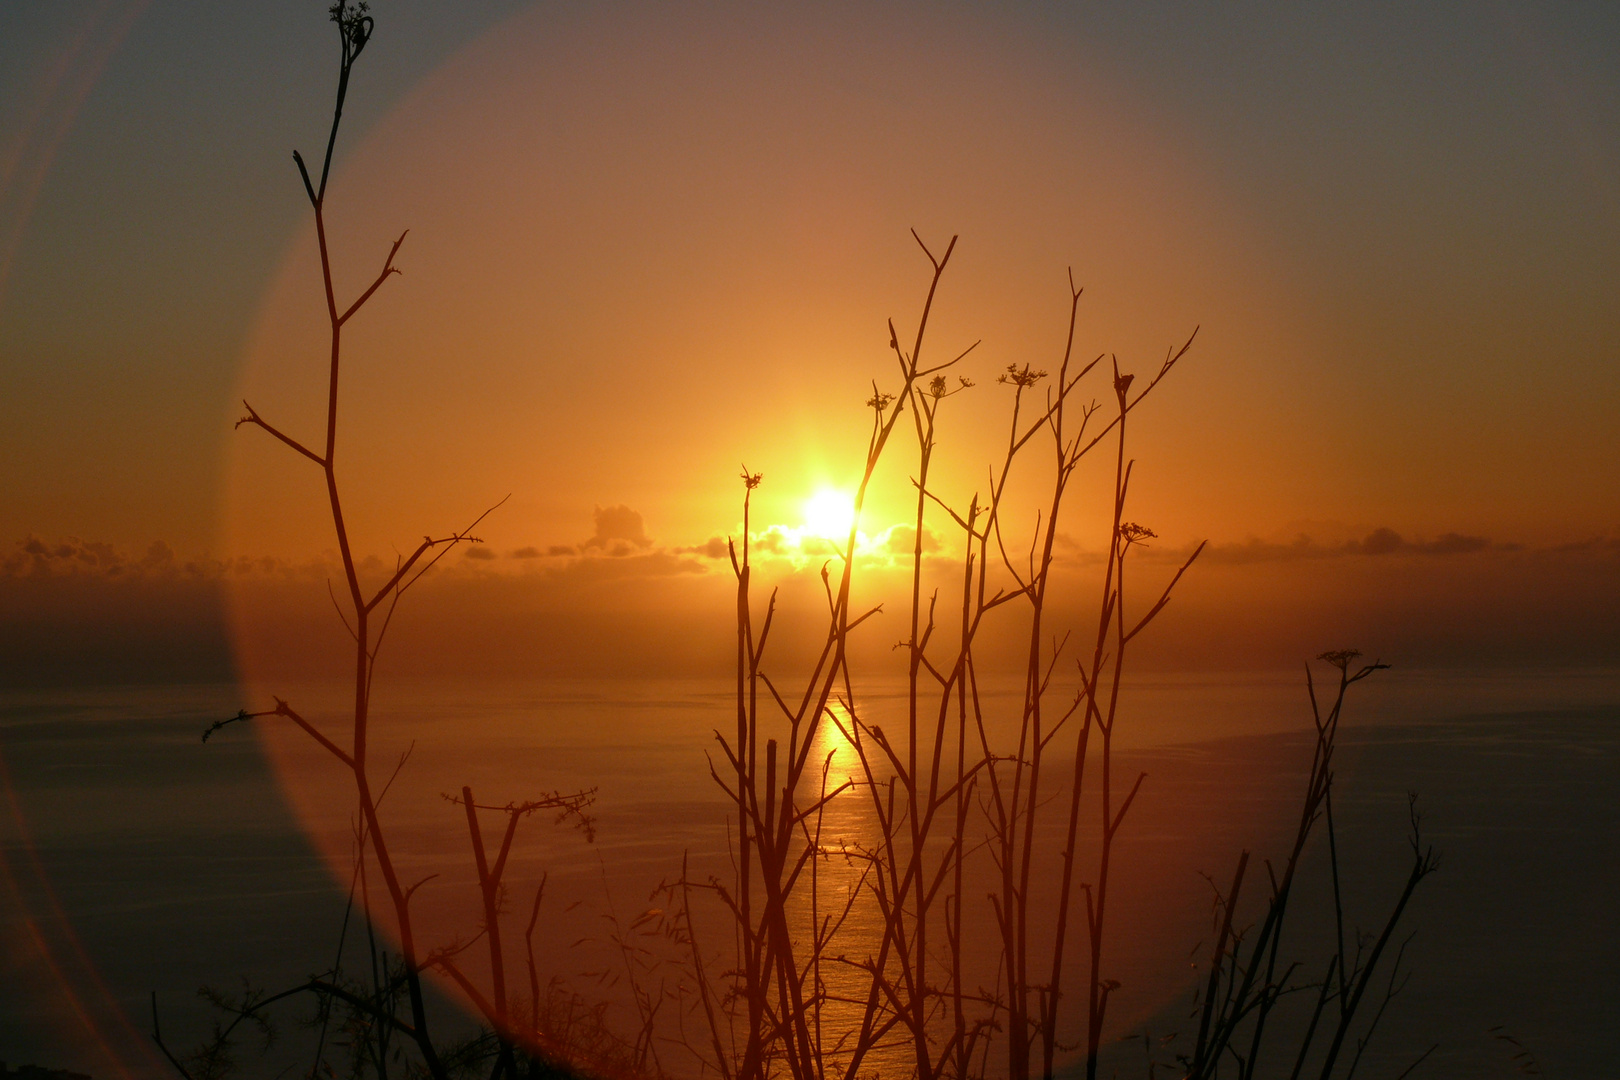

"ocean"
[2,669,1616,1078]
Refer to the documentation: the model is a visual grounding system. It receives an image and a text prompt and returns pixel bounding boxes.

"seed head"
[997,363,1047,388]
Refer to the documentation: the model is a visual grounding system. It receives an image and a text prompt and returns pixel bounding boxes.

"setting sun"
[803,488,857,541]
[3,3,1616,1077]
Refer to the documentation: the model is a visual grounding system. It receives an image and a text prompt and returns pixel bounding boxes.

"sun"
[803,488,857,541]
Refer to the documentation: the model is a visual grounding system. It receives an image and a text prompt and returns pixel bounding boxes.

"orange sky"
[2,2,1618,680]
[5,14,1620,1080]
[223,2,1619,562]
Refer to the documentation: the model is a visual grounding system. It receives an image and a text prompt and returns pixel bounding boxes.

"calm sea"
[2,669,1616,1079]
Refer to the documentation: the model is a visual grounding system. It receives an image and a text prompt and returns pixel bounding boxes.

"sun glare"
[803,488,856,541]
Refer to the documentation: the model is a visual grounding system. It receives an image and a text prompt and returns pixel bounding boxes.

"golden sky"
[2,1,1618,678]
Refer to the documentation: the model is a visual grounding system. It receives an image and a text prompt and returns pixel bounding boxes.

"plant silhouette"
[155,9,1437,1080]
[159,7,597,1079]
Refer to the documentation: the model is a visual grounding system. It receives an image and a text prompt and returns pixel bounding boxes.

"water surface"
[2,669,1615,1078]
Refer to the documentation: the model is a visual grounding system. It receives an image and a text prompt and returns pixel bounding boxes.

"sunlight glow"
[803,488,857,541]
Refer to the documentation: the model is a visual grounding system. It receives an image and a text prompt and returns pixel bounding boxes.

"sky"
[1,0,1618,682]
[1,6,1617,1076]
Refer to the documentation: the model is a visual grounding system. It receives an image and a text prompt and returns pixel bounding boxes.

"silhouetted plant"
[156,9,1437,1080]
[156,7,596,1079]
[669,242,1434,1080]
[1175,654,1439,1080]
[664,238,1189,1080]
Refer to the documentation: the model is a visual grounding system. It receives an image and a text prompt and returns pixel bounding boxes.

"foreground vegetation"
[157,8,1435,1079]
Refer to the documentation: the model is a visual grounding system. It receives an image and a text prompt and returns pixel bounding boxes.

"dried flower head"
[740,468,763,490]
[1118,522,1158,545]
[867,390,896,411]
[928,375,948,398]
[330,2,373,60]
[1317,649,1362,670]
[997,363,1047,388]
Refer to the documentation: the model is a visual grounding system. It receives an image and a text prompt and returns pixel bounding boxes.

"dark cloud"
[497,506,657,563]
[674,537,729,559]
[1348,527,1488,556]
[1360,526,1403,555]
[5,535,178,577]
[1549,535,1620,558]
[7,525,1619,687]
[1178,527,1501,566]
[537,550,707,581]
[463,546,497,560]
[584,505,651,551]
[5,535,186,578]
[3,537,373,582]
[1410,532,1491,555]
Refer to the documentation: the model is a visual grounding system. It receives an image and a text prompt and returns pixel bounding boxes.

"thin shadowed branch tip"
[203,708,259,743]
[910,228,957,271]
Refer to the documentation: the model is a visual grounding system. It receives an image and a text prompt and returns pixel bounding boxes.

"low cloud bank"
[3,526,1617,687]
[1214,527,1494,563]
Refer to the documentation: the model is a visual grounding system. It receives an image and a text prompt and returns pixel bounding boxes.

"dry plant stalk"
[156,8,595,1079]
[152,11,1435,1080]
[676,240,1431,1080]
[1180,652,1439,1080]
[673,236,1200,1080]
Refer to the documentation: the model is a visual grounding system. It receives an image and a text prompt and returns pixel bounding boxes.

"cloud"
[494,506,660,563]
[527,549,708,582]
[584,505,652,553]
[1178,527,1500,566]
[1409,531,1492,555]
[4,535,188,578]
[1347,527,1487,556]
[1548,535,1620,558]
[436,547,715,585]
[5,535,174,577]
[0,536,410,583]
[674,537,730,559]
[463,546,497,560]
[1359,526,1403,555]
[753,526,790,556]
[725,523,950,568]
[7,524,1619,686]
[878,523,942,556]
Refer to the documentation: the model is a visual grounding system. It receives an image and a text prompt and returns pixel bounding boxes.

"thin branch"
[364,494,511,613]
[338,230,409,325]
[236,400,325,466]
